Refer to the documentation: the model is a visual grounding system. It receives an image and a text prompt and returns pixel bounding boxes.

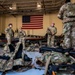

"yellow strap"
[52,71,56,75]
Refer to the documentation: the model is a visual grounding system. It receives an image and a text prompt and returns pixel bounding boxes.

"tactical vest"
[50,52,70,65]
[6,28,14,37]
[47,26,57,35]
[18,31,25,38]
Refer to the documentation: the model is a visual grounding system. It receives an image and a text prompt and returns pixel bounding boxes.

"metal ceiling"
[0,0,66,15]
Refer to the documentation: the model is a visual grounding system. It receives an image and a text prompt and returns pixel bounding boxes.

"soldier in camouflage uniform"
[5,23,14,45]
[13,42,32,70]
[18,28,26,50]
[47,23,57,47]
[43,52,75,75]
[0,42,32,75]
[32,51,51,69]
[0,44,15,74]
[58,2,75,49]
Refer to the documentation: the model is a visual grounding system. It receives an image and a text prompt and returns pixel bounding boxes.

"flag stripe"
[22,22,43,24]
[22,25,43,27]
[22,15,43,29]
[21,27,43,29]
[22,23,43,25]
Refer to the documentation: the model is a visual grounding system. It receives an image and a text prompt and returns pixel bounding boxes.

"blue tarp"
[0,52,44,75]
[0,69,44,75]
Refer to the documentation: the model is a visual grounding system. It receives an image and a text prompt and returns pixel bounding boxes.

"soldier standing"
[47,23,57,47]
[18,28,26,50]
[58,1,75,49]
[5,23,14,44]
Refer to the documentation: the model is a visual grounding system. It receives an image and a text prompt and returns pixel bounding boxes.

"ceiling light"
[12,3,17,10]
[9,7,12,10]
[37,2,42,10]
[9,3,17,10]
[37,3,41,8]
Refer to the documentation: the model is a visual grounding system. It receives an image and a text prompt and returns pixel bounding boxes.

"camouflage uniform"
[0,44,15,71]
[44,52,73,75]
[13,42,32,67]
[47,26,57,47]
[5,27,14,44]
[18,29,26,50]
[36,52,51,63]
[58,2,75,49]
[0,43,32,72]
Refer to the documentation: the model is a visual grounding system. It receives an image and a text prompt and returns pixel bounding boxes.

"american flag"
[21,15,43,29]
